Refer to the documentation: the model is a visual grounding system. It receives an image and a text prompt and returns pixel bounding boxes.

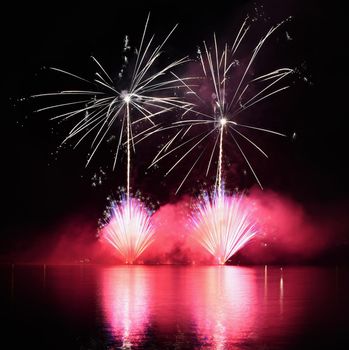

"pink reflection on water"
[100,266,258,348]
[98,266,328,348]
[190,267,257,349]
[100,267,150,348]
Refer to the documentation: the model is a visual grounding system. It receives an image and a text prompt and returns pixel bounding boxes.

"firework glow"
[102,198,154,264]
[191,191,258,264]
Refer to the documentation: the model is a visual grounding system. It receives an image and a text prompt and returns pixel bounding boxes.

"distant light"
[220,117,227,126]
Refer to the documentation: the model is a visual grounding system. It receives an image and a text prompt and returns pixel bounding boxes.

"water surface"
[1,265,348,349]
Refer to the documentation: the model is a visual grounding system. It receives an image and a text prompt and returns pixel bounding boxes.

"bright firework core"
[220,117,227,126]
[122,92,132,103]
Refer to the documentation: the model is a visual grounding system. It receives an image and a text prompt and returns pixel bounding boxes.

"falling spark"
[102,197,154,264]
[151,17,293,193]
[191,191,258,265]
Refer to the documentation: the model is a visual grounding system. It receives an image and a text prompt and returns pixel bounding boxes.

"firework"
[150,17,293,193]
[33,14,193,262]
[102,197,154,264]
[33,13,191,200]
[191,191,257,264]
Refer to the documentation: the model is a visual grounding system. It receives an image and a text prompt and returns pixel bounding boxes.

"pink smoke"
[239,188,338,264]
[15,190,347,265]
[141,196,213,264]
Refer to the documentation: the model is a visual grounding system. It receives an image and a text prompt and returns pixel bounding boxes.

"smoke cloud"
[9,190,348,265]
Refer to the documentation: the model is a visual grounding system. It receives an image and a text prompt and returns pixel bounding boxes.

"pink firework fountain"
[191,190,258,265]
[103,198,154,264]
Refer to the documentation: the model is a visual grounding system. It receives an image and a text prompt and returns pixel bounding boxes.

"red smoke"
[239,188,333,264]
[141,196,213,264]
[15,190,347,265]
[12,215,115,264]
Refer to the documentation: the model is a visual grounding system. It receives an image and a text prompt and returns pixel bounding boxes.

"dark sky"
[1,0,348,251]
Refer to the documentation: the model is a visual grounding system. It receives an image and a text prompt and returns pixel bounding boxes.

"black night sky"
[1,0,348,261]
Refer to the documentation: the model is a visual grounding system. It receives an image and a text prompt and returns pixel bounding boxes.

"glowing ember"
[191,192,258,264]
[103,198,154,264]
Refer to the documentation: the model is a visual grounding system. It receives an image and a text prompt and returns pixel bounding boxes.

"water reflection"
[280,272,284,316]
[2,265,348,349]
[190,267,257,349]
[100,266,258,348]
[264,264,268,299]
[100,267,151,349]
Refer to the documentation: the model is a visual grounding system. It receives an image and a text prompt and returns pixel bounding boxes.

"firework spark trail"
[126,102,131,204]
[103,198,154,264]
[150,17,293,193]
[191,191,258,264]
[33,13,193,199]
